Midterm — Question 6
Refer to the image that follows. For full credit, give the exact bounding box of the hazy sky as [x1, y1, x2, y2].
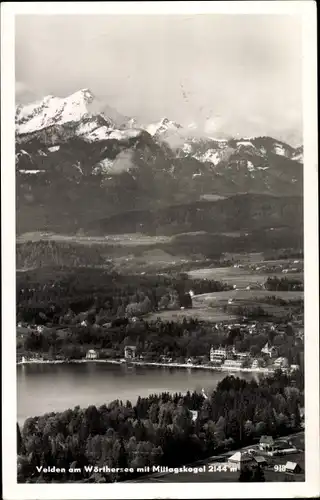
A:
[15, 14, 303, 145]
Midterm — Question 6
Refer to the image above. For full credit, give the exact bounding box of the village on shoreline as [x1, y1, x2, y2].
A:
[17, 356, 273, 373]
[17, 312, 303, 376]
[17, 352, 298, 376]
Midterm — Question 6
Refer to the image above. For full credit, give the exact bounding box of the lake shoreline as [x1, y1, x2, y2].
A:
[16, 357, 274, 374]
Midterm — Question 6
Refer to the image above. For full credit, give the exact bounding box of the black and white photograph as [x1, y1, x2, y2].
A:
[1, 1, 319, 498]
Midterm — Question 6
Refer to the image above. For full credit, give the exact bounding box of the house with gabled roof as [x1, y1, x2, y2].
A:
[285, 461, 302, 474]
[261, 342, 278, 358]
[259, 435, 275, 451]
[253, 455, 268, 467]
[228, 451, 254, 470]
[86, 349, 98, 360]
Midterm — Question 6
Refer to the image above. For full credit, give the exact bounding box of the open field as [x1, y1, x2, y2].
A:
[200, 194, 228, 201]
[144, 287, 303, 323]
[16, 232, 173, 246]
[223, 252, 265, 263]
[188, 266, 303, 288]
[193, 290, 304, 304]
[145, 308, 238, 323]
[193, 290, 303, 319]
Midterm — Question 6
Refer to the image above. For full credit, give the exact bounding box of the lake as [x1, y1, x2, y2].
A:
[17, 363, 259, 425]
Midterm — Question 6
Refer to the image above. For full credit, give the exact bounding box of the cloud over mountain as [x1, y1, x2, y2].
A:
[15, 15, 302, 146]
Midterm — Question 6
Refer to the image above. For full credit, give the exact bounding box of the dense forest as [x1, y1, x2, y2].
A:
[17, 372, 303, 483]
[16, 241, 109, 269]
[263, 250, 304, 261]
[89, 195, 303, 236]
[233, 297, 304, 321]
[16, 268, 232, 325]
[265, 277, 304, 292]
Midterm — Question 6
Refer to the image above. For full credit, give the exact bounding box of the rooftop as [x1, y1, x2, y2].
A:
[229, 451, 253, 463]
[259, 435, 274, 444]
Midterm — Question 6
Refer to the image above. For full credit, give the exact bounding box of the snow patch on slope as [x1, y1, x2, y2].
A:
[273, 144, 286, 156]
[194, 149, 221, 165]
[19, 170, 45, 174]
[237, 141, 255, 148]
[292, 152, 303, 163]
[208, 137, 228, 143]
[182, 143, 192, 155]
[93, 150, 136, 176]
[107, 129, 141, 141]
[76, 120, 103, 137]
[85, 126, 112, 142]
[145, 118, 181, 138]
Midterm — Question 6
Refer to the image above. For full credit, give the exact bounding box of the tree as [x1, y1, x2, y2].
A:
[17, 422, 23, 454]
[168, 290, 180, 310]
[244, 420, 254, 442]
[252, 465, 265, 482]
[250, 345, 261, 356]
[158, 294, 170, 310]
[17, 455, 32, 483]
[238, 465, 253, 482]
[180, 293, 192, 309]
[140, 296, 152, 314]
[113, 438, 128, 471]
[16, 371, 304, 483]
[125, 303, 141, 317]
[148, 403, 159, 424]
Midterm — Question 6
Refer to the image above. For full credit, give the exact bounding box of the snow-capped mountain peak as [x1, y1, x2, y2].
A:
[16, 88, 98, 136]
[145, 117, 182, 137]
[15, 90, 303, 203]
[69, 88, 94, 103]
[15, 90, 148, 146]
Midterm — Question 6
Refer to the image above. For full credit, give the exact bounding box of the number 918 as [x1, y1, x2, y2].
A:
[274, 465, 286, 472]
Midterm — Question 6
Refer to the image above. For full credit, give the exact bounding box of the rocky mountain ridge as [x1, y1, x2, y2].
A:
[15, 89, 303, 235]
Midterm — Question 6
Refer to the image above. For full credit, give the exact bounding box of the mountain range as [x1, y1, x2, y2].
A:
[16, 89, 303, 236]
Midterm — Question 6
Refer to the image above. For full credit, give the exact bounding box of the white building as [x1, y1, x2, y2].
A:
[223, 359, 244, 369]
[86, 349, 98, 360]
[124, 345, 137, 360]
[210, 346, 227, 362]
[189, 410, 198, 422]
[201, 388, 208, 399]
[210, 358, 223, 366]
[252, 358, 266, 369]
[261, 342, 277, 358]
[285, 461, 302, 474]
[228, 451, 254, 470]
[235, 352, 250, 360]
[259, 436, 274, 451]
[274, 357, 289, 369]
[290, 364, 300, 372]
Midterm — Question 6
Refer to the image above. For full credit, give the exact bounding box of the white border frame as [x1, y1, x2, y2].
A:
[1, 2, 319, 499]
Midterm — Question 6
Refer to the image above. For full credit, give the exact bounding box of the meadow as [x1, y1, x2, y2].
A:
[188, 266, 303, 289]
